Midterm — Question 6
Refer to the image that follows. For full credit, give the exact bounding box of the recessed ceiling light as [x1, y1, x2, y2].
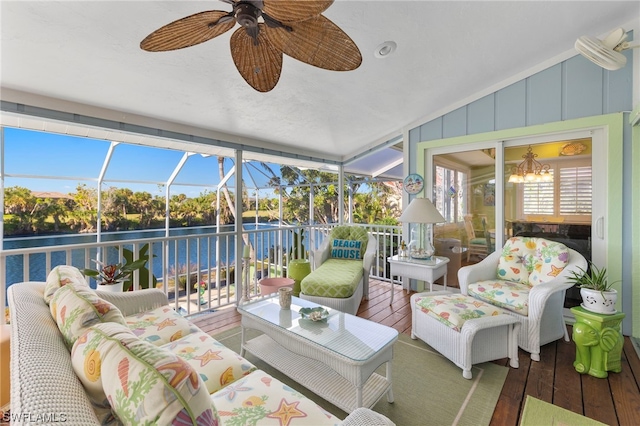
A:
[374, 41, 397, 59]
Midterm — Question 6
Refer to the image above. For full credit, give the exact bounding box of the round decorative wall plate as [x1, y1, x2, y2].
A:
[403, 174, 424, 194]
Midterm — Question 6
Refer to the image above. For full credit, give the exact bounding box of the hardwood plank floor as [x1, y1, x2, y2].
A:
[191, 278, 640, 425]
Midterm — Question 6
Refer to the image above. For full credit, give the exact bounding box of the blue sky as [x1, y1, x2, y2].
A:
[3, 127, 282, 197]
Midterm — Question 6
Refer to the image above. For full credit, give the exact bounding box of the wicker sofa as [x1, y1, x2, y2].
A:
[8, 266, 394, 425]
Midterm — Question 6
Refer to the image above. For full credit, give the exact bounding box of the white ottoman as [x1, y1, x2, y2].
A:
[410, 291, 520, 379]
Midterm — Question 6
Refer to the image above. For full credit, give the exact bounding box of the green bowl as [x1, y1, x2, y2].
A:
[298, 307, 329, 321]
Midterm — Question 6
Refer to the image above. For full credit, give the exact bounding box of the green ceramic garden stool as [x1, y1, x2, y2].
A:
[287, 259, 311, 297]
[571, 306, 625, 378]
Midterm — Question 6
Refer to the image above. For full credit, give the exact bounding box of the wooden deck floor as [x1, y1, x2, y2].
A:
[191, 278, 640, 425]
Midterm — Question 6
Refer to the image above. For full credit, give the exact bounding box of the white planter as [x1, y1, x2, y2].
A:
[97, 281, 124, 293]
[580, 288, 617, 314]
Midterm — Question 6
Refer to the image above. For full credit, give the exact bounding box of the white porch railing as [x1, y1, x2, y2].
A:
[1, 223, 402, 323]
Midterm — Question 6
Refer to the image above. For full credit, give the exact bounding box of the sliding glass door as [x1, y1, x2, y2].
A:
[427, 135, 598, 308]
[431, 148, 496, 287]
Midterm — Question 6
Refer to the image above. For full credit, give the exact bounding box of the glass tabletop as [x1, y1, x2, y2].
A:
[237, 296, 398, 362]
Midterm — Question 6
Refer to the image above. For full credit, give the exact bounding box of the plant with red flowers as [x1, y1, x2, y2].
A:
[82, 258, 148, 285]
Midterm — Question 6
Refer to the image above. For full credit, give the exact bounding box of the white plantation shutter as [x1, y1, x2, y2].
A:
[523, 176, 554, 215]
[560, 166, 592, 215]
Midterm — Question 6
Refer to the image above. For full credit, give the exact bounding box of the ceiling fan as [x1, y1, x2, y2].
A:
[140, 0, 362, 92]
[575, 27, 638, 71]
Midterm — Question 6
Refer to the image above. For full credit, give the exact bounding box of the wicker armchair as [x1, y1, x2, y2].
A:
[300, 226, 377, 314]
[458, 237, 587, 361]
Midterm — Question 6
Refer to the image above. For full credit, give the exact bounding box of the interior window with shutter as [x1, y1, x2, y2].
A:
[560, 166, 592, 215]
[523, 173, 555, 215]
[519, 158, 591, 220]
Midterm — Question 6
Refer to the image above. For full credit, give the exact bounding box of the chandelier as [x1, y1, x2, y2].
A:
[508, 145, 553, 183]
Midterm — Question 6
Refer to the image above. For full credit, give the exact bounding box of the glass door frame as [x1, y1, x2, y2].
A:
[426, 140, 506, 250]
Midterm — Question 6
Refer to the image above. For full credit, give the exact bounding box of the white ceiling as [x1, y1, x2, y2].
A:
[1, 1, 637, 176]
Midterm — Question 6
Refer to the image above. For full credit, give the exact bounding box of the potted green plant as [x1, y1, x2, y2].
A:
[568, 261, 619, 315]
[82, 256, 149, 293]
[122, 244, 156, 291]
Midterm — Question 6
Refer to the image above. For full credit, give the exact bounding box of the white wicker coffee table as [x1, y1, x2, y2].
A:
[237, 296, 398, 413]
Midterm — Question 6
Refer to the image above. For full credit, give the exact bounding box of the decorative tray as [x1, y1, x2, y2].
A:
[298, 307, 329, 322]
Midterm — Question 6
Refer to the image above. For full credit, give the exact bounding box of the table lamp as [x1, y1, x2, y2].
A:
[399, 197, 446, 262]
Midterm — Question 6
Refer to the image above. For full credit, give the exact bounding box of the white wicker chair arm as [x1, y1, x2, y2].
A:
[342, 408, 396, 426]
[458, 251, 501, 294]
[312, 237, 331, 269]
[362, 234, 377, 272]
[96, 288, 169, 317]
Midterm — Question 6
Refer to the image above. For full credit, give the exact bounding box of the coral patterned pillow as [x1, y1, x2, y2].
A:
[44, 265, 88, 304]
[72, 322, 217, 425]
[497, 237, 536, 284]
[50, 282, 126, 348]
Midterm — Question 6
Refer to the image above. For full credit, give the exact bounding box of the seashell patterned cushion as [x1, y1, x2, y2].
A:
[212, 369, 341, 425]
[72, 322, 217, 425]
[463, 279, 532, 316]
[497, 237, 569, 286]
[468, 237, 570, 315]
[44, 264, 89, 304]
[124, 305, 201, 346]
[160, 329, 256, 395]
[50, 281, 126, 348]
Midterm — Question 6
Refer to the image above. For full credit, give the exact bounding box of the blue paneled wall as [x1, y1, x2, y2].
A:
[409, 48, 633, 149]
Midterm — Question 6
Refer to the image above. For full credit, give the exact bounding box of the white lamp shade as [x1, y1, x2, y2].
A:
[399, 197, 446, 224]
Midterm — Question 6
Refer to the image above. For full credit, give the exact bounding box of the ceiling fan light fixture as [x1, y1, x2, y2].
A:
[375, 41, 397, 59]
[140, 0, 362, 92]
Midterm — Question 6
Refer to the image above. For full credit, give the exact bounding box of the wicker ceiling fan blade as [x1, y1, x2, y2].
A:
[141, 11, 236, 52]
[263, 0, 333, 23]
[265, 15, 361, 71]
[230, 25, 283, 92]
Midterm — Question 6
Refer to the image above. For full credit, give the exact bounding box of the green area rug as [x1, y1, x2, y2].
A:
[213, 327, 508, 426]
[520, 396, 607, 426]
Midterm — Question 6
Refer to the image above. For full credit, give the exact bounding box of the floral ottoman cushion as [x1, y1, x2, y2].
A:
[212, 369, 341, 426]
[161, 329, 256, 394]
[415, 293, 505, 332]
[125, 305, 200, 346]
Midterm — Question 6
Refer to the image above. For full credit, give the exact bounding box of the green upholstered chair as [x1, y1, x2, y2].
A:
[300, 226, 377, 315]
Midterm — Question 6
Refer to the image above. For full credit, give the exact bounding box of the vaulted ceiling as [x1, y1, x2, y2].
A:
[1, 1, 637, 179]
